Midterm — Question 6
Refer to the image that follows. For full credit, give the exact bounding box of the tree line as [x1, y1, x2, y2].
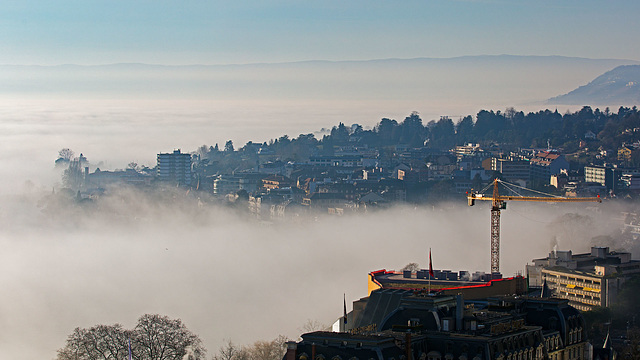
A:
[195, 106, 640, 173]
[57, 106, 640, 177]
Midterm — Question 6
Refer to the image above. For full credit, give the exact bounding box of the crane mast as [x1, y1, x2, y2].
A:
[468, 179, 601, 277]
[491, 182, 502, 275]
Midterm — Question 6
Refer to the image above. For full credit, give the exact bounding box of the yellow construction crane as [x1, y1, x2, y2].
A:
[467, 179, 601, 276]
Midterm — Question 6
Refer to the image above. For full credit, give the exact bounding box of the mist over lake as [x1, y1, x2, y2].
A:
[0, 55, 637, 359]
[0, 186, 625, 360]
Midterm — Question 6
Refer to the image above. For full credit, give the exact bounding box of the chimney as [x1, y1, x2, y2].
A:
[591, 247, 608, 258]
[285, 342, 297, 360]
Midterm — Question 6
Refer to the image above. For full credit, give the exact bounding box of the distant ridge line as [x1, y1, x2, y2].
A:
[1, 55, 638, 68]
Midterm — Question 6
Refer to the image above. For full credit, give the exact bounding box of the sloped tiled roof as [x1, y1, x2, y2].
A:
[530, 151, 561, 166]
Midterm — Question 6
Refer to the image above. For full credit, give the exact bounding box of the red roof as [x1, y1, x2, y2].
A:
[530, 151, 561, 166]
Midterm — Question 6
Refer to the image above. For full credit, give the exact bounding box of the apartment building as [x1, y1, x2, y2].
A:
[157, 149, 192, 186]
[527, 246, 640, 311]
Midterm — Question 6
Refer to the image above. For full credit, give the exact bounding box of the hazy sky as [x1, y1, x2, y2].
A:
[2, 0, 640, 65]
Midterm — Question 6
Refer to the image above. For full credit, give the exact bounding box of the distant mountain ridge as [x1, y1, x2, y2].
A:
[549, 65, 640, 106]
[1, 55, 638, 118]
[2, 54, 639, 69]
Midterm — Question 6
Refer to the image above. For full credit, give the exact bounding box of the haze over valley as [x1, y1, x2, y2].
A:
[2, 55, 640, 360]
[2, 1, 640, 359]
[0, 186, 630, 360]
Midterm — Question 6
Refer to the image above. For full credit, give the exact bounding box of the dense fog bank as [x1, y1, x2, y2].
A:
[0, 186, 633, 359]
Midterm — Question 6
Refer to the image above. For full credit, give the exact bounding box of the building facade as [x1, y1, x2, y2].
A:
[492, 158, 530, 183]
[157, 149, 193, 186]
[529, 151, 569, 183]
[584, 166, 610, 188]
[527, 246, 640, 311]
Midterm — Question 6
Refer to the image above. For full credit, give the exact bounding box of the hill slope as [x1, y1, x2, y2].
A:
[548, 65, 640, 106]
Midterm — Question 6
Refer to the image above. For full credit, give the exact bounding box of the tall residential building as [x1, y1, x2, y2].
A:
[584, 165, 610, 187]
[157, 149, 193, 186]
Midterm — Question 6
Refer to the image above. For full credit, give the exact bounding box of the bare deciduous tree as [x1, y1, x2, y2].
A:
[213, 339, 249, 360]
[401, 262, 420, 272]
[299, 319, 328, 333]
[57, 327, 89, 360]
[58, 148, 75, 161]
[57, 325, 130, 360]
[213, 335, 289, 360]
[56, 314, 205, 360]
[245, 336, 289, 360]
[134, 314, 205, 360]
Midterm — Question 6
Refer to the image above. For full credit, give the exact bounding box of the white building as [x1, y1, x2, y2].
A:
[157, 149, 193, 186]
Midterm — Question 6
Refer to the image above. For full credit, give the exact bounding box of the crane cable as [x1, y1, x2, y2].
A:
[476, 181, 494, 195]
[497, 179, 564, 198]
[500, 181, 525, 197]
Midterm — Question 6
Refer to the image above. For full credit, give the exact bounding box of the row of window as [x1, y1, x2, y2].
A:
[547, 274, 600, 286]
[558, 290, 601, 302]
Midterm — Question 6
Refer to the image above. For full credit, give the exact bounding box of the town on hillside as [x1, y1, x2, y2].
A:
[54, 106, 640, 219]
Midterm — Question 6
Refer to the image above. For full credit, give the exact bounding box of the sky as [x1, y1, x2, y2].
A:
[2, 0, 640, 65]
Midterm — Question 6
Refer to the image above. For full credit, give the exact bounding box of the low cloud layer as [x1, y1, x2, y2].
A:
[0, 186, 632, 360]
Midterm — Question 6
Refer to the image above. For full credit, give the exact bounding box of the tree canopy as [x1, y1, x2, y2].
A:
[57, 314, 205, 360]
[191, 106, 640, 175]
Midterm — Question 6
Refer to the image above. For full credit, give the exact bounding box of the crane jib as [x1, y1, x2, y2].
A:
[466, 179, 601, 275]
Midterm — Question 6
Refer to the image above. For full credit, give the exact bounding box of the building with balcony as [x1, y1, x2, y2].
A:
[527, 246, 640, 311]
[157, 149, 192, 186]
